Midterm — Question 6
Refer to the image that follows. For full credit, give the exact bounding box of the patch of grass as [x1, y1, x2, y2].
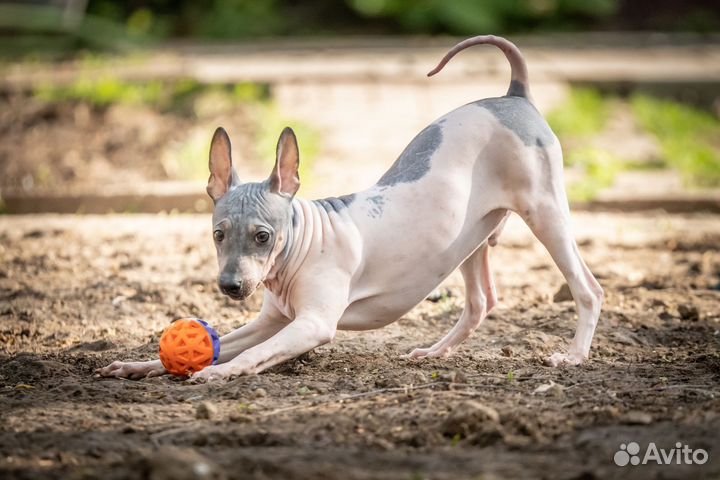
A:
[622, 158, 667, 171]
[566, 147, 624, 202]
[34, 77, 267, 113]
[549, 87, 621, 201]
[35, 77, 185, 109]
[233, 82, 270, 103]
[631, 95, 720, 187]
[547, 88, 609, 138]
[163, 128, 213, 181]
[553, 88, 720, 198]
[297, 386, 312, 395]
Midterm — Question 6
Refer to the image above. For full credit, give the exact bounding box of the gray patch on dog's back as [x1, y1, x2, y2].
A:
[506, 80, 527, 98]
[377, 124, 443, 187]
[314, 194, 356, 213]
[365, 195, 385, 218]
[475, 97, 555, 148]
[339, 193, 356, 206]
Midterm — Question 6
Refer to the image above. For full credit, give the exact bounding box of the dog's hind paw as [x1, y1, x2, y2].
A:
[401, 348, 430, 360]
[402, 346, 452, 360]
[545, 351, 586, 367]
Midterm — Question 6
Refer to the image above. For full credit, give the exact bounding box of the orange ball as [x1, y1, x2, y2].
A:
[159, 318, 220, 377]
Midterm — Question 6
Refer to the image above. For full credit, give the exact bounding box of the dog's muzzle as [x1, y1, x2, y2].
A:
[218, 275, 255, 300]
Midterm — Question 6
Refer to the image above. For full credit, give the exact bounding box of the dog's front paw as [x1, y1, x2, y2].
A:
[545, 351, 586, 367]
[95, 360, 166, 380]
[190, 364, 245, 382]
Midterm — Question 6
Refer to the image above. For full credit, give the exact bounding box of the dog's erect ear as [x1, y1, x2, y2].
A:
[207, 127, 238, 203]
[269, 127, 300, 198]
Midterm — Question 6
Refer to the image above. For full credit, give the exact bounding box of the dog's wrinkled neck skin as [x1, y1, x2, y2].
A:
[263, 199, 297, 294]
[262, 199, 315, 315]
[262, 197, 359, 318]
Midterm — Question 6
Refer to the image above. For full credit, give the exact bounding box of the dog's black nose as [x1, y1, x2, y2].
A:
[219, 276, 243, 298]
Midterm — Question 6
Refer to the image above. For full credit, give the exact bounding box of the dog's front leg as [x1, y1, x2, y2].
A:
[97, 295, 286, 379]
[214, 295, 288, 363]
[192, 272, 353, 382]
[95, 315, 279, 380]
[96, 359, 166, 380]
[191, 308, 341, 382]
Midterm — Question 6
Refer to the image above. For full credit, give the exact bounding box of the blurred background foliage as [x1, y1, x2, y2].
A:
[1, 0, 719, 59]
[78, 0, 720, 38]
[345, 0, 618, 35]
[546, 88, 720, 198]
[1, 0, 718, 204]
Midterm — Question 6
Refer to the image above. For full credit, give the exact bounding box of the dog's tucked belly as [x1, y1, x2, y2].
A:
[336, 207, 507, 331]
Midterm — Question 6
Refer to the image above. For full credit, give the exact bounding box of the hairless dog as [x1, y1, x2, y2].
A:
[99, 35, 604, 381]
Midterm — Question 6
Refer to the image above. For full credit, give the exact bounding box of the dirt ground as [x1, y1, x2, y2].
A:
[1, 212, 719, 480]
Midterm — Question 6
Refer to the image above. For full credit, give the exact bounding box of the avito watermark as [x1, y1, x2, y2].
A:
[614, 441, 709, 467]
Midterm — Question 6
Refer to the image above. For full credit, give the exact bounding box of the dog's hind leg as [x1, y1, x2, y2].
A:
[405, 242, 495, 359]
[522, 194, 603, 366]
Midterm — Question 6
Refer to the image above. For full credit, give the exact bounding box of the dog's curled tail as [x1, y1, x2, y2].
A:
[428, 35, 531, 101]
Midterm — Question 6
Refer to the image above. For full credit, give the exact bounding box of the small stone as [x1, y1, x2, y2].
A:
[228, 412, 252, 423]
[442, 400, 500, 437]
[195, 401, 218, 420]
[623, 411, 652, 425]
[532, 380, 565, 398]
[650, 298, 667, 308]
[440, 370, 467, 385]
[111, 295, 126, 307]
[145, 447, 224, 480]
[426, 287, 454, 303]
[677, 304, 700, 321]
[405, 371, 428, 385]
[253, 388, 267, 398]
[546, 383, 565, 398]
[594, 405, 620, 421]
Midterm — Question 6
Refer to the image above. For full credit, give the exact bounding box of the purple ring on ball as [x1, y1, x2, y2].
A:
[194, 318, 221, 365]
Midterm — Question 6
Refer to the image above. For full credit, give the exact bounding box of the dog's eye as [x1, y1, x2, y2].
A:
[213, 230, 225, 242]
[255, 231, 270, 244]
